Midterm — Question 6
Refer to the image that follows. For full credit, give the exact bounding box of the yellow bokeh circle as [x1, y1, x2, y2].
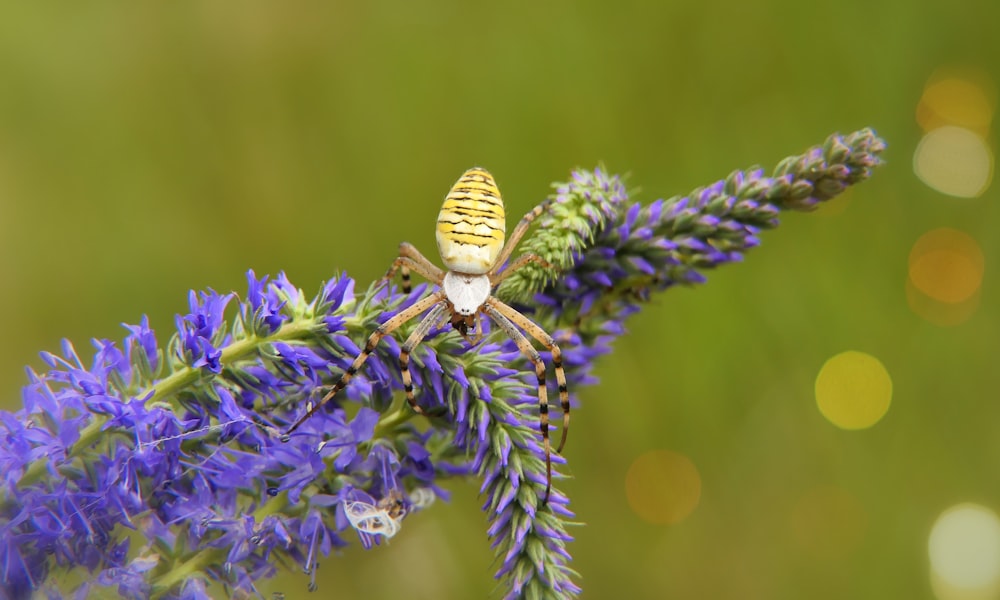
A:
[624, 449, 701, 525]
[815, 351, 892, 430]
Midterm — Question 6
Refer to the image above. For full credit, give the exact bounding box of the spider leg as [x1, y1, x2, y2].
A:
[283, 291, 445, 437]
[489, 198, 553, 275]
[398, 303, 448, 414]
[481, 301, 556, 504]
[490, 253, 556, 286]
[381, 242, 445, 293]
[487, 298, 569, 455]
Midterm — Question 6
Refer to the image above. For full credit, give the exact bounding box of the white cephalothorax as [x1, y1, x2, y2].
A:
[285, 168, 571, 504]
[442, 272, 490, 316]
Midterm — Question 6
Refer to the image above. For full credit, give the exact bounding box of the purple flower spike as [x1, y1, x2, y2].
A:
[0, 128, 885, 599]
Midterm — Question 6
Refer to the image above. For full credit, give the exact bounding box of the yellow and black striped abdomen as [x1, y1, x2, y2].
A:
[435, 168, 506, 274]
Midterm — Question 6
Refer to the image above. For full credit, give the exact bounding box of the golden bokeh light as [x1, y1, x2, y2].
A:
[624, 449, 702, 525]
[789, 485, 867, 560]
[929, 503, 1000, 598]
[906, 278, 980, 327]
[908, 228, 985, 305]
[913, 126, 994, 198]
[916, 69, 996, 135]
[815, 351, 892, 430]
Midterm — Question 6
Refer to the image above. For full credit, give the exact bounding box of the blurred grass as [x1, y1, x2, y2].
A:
[0, 1, 997, 598]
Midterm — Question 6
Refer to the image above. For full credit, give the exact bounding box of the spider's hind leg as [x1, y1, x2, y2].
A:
[490, 253, 556, 287]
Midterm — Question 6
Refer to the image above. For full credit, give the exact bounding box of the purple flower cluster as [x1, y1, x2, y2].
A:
[1, 274, 457, 598]
[0, 128, 885, 599]
[0, 267, 578, 599]
[511, 129, 887, 342]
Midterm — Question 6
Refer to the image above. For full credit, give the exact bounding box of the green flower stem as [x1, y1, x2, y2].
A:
[253, 489, 290, 522]
[372, 399, 419, 439]
[151, 543, 222, 599]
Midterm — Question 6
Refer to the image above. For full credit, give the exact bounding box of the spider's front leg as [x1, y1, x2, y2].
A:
[398, 303, 450, 415]
[481, 301, 560, 504]
[485, 296, 571, 505]
[488, 197, 554, 272]
[282, 291, 445, 437]
[380, 242, 445, 293]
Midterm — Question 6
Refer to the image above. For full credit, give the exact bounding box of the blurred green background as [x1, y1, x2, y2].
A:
[1, 1, 997, 598]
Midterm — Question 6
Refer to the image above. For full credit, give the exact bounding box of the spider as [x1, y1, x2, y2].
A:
[284, 168, 570, 503]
